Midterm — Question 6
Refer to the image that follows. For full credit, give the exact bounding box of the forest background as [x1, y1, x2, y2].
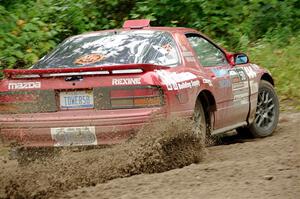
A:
[0, 0, 299, 107]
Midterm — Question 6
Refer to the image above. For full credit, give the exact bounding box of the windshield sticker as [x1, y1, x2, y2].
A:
[161, 43, 173, 53]
[112, 78, 141, 85]
[74, 54, 105, 65]
[156, 70, 199, 90]
[8, 82, 41, 90]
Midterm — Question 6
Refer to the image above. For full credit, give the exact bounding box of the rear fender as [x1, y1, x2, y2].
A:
[195, 89, 217, 130]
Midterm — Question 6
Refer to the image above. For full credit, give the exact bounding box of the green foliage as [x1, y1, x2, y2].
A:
[130, 0, 299, 49]
[0, 0, 299, 69]
[0, 0, 136, 70]
[247, 33, 300, 107]
[0, 0, 299, 102]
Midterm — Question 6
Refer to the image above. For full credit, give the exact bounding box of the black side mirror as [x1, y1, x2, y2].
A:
[234, 53, 249, 65]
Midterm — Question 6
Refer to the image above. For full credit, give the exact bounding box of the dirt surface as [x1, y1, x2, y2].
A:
[0, 112, 299, 199]
[65, 111, 300, 199]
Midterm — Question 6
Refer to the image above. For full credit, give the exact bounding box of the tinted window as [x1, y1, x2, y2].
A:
[33, 30, 179, 69]
[187, 36, 228, 67]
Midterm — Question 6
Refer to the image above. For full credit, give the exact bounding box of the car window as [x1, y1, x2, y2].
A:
[186, 35, 228, 67]
[33, 30, 180, 69]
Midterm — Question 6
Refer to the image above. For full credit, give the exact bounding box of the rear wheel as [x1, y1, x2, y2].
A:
[193, 100, 214, 145]
[239, 80, 279, 137]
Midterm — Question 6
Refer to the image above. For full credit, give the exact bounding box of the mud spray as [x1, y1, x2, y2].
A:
[0, 118, 205, 199]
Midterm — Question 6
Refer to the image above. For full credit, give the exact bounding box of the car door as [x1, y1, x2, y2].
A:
[186, 34, 250, 131]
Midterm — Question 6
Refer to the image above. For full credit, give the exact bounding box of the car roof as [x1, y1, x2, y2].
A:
[68, 19, 204, 41]
[76, 26, 199, 38]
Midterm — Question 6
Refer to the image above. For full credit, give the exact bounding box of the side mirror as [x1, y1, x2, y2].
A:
[234, 53, 249, 65]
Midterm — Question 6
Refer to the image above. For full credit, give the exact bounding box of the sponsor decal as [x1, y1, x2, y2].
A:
[177, 80, 200, 89]
[181, 46, 188, 52]
[233, 85, 249, 99]
[250, 80, 259, 94]
[182, 51, 193, 57]
[203, 79, 213, 87]
[229, 68, 249, 104]
[250, 63, 260, 70]
[211, 68, 228, 77]
[112, 78, 141, 85]
[229, 68, 247, 82]
[243, 65, 257, 79]
[218, 79, 231, 88]
[185, 56, 196, 62]
[232, 81, 248, 90]
[156, 70, 200, 90]
[209, 67, 251, 104]
[8, 82, 41, 90]
[182, 51, 196, 62]
[232, 86, 249, 105]
[235, 98, 249, 105]
[51, 126, 97, 147]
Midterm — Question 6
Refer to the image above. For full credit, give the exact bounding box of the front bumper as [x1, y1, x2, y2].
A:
[0, 108, 165, 147]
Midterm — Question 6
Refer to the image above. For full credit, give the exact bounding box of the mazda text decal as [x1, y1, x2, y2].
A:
[8, 82, 41, 90]
[112, 78, 141, 85]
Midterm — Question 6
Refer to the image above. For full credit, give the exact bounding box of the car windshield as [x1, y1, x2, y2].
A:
[33, 30, 180, 69]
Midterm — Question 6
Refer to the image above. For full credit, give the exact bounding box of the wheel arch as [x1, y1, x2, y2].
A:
[261, 73, 274, 86]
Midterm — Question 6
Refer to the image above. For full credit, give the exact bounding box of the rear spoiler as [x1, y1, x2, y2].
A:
[3, 64, 170, 78]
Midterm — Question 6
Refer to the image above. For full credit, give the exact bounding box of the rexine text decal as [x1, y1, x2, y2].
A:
[112, 78, 141, 85]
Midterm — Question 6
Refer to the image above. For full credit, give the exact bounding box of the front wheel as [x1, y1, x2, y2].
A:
[247, 80, 279, 137]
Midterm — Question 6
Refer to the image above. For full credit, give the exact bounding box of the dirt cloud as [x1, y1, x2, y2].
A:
[0, 117, 205, 199]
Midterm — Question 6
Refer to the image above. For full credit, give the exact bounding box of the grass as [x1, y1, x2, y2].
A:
[246, 34, 300, 110]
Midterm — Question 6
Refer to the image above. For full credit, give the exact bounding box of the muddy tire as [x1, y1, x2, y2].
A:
[193, 100, 214, 145]
[240, 80, 279, 138]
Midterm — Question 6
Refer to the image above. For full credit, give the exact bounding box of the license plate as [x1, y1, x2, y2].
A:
[60, 90, 94, 109]
[51, 126, 97, 146]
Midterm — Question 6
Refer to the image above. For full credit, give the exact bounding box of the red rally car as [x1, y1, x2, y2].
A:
[0, 19, 279, 148]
